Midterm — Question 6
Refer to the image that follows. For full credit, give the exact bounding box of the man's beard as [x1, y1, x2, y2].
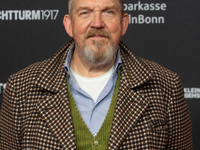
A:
[76, 29, 118, 66]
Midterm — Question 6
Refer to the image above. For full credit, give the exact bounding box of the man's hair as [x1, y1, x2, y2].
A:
[68, 0, 124, 17]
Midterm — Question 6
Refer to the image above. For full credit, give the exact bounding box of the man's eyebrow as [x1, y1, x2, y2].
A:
[76, 6, 92, 12]
[103, 5, 119, 10]
[76, 5, 118, 12]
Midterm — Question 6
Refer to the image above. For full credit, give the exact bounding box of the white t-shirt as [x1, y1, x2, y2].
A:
[70, 66, 114, 103]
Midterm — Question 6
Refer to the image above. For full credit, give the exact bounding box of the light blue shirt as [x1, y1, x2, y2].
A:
[64, 44, 122, 136]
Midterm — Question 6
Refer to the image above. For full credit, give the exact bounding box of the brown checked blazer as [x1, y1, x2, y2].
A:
[0, 39, 193, 149]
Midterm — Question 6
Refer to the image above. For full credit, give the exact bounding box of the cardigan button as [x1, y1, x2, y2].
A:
[94, 140, 99, 146]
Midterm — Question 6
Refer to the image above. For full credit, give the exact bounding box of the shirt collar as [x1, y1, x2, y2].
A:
[64, 43, 122, 76]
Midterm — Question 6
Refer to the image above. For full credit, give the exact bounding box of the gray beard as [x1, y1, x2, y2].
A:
[78, 40, 117, 66]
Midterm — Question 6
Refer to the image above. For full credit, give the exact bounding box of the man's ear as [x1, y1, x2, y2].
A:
[122, 13, 129, 36]
[63, 14, 73, 37]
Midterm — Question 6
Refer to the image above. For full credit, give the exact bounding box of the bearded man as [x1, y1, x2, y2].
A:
[0, 0, 193, 149]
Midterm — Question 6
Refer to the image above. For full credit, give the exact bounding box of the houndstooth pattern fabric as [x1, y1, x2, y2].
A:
[0, 39, 192, 149]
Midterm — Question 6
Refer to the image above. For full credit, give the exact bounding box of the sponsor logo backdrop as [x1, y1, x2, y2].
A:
[0, 0, 199, 148]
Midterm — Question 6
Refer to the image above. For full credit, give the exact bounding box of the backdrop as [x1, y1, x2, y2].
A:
[0, 0, 199, 149]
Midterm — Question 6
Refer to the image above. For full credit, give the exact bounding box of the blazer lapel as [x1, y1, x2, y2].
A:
[35, 40, 77, 149]
[108, 42, 154, 149]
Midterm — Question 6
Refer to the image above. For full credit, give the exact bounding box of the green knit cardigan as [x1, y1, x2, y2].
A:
[67, 69, 121, 150]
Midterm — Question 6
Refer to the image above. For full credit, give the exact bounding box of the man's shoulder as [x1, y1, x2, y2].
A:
[8, 58, 51, 85]
[9, 39, 74, 82]
[137, 57, 181, 87]
[139, 57, 176, 76]
[119, 42, 178, 81]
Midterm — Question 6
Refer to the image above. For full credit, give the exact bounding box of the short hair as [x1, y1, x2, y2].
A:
[68, 0, 124, 17]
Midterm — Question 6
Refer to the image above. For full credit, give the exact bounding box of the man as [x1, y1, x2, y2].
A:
[0, 0, 193, 149]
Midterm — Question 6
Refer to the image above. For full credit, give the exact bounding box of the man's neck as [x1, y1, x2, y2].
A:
[70, 49, 116, 78]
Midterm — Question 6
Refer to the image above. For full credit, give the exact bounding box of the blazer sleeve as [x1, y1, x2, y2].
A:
[0, 75, 22, 149]
[167, 74, 193, 149]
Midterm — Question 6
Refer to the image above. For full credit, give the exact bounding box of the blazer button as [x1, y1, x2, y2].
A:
[94, 140, 98, 146]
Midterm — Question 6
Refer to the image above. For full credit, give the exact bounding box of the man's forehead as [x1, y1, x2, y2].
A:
[73, 0, 120, 9]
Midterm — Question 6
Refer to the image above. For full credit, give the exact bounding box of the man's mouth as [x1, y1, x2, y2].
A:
[85, 29, 111, 39]
[88, 34, 107, 38]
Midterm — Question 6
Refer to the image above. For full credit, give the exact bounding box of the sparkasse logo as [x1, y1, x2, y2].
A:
[124, 1, 167, 24]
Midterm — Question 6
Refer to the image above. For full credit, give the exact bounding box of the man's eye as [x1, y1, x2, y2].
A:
[79, 11, 91, 18]
[81, 12, 88, 15]
[106, 10, 112, 14]
[102, 10, 116, 17]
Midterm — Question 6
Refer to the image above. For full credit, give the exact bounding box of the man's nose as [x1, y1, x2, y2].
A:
[90, 12, 104, 28]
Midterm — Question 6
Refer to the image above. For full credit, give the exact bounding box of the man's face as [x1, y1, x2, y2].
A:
[64, 0, 128, 65]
